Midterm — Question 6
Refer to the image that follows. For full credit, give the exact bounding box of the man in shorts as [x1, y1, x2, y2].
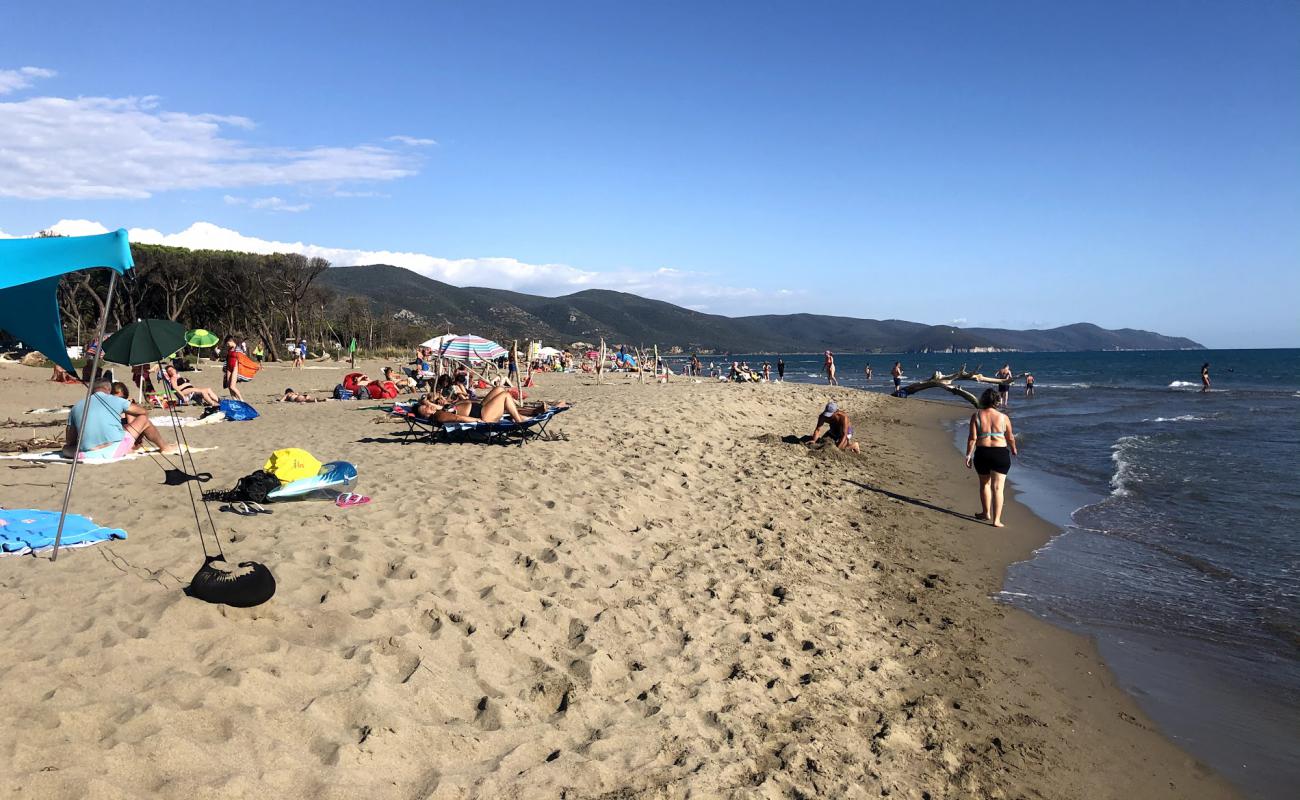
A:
[810, 401, 861, 453]
[62, 378, 176, 461]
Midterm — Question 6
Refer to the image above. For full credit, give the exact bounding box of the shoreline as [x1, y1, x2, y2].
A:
[886, 396, 1238, 798]
[0, 363, 1238, 797]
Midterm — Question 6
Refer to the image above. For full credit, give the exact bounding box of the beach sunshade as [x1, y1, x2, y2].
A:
[185, 328, 219, 348]
[439, 335, 507, 362]
[0, 230, 134, 560]
[101, 319, 186, 366]
[0, 229, 133, 374]
[420, 333, 460, 350]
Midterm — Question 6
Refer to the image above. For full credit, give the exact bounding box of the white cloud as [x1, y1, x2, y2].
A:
[0, 91, 420, 199]
[950, 317, 967, 325]
[223, 195, 311, 213]
[13, 219, 799, 314]
[0, 66, 54, 95]
[387, 135, 437, 146]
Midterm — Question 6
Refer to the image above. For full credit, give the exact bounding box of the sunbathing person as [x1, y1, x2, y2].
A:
[163, 364, 220, 407]
[415, 387, 561, 424]
[62, 378, 177, 460]
[280, 388, 324, 403]
[383, 367, 418, 392]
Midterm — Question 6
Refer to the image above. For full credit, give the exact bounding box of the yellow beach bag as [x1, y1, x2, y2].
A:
[263, 448, 322, 483]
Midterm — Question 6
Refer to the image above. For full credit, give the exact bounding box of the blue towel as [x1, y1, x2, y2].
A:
[0, 509, 127, 553]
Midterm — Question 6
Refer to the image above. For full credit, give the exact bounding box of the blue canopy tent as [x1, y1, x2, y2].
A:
[0, 230, 133, 559]
[0, 230, 133, 373]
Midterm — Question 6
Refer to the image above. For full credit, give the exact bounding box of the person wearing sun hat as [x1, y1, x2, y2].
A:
[810, 400, 860, 453]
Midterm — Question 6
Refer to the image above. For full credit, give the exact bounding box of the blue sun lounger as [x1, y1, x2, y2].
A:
[390, 404, 568, 446]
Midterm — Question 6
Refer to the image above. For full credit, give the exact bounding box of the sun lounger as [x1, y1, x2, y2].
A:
[389, 403, 568, 446]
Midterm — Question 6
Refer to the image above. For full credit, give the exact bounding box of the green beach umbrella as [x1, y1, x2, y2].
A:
[101, 319, 187, 366]
[185, 328, 219, 348]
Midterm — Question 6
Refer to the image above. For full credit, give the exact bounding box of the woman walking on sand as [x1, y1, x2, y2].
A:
[965, 388, 1018, 527]
[824, 351, 838, 385]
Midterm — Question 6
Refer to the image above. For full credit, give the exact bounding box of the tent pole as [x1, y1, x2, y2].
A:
[52, 271, 118, 562]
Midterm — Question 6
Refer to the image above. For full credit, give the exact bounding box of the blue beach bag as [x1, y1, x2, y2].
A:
[218, 399, 260, 421]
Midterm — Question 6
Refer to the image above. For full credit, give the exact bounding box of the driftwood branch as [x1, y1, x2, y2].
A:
[897, 364, 1026, 407]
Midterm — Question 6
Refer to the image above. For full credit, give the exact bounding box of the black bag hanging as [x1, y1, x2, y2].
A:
[187, 556, 277, 608]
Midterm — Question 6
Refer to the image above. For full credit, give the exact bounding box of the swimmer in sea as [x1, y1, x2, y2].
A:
[995, 363, 1013, 408]
[1024, 372, 1035, 399]
[1201, 363, 1210, 392]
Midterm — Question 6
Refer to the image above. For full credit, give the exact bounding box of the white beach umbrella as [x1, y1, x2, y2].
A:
[420, 333, 460, 350]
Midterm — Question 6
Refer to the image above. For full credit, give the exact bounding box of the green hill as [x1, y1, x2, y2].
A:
[315, 265, 1204, 352]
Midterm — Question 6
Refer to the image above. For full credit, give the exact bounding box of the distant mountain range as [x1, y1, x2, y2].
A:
[316, 264, 1204, 353]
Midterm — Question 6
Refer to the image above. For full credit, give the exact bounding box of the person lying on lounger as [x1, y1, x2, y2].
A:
[162, 364, 221, 408]
[63, 378, 177, 460]
[416, 386, 563, 424]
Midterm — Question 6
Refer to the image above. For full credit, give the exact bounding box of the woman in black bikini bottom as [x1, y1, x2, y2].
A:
[965, 388, 1018, 527]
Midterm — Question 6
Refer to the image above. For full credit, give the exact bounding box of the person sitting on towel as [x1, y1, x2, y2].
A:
[162, 364, 220, 408]
[62, 378, 177, 460]
[810, 401, 861, 454]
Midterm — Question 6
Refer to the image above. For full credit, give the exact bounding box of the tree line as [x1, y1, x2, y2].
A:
[49, 239, 423, 361]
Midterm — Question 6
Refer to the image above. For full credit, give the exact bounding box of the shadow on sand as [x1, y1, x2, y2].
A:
[843, 478, 976, 523]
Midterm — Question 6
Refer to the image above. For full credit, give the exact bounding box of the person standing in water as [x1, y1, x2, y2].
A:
[1201, 363, 1211, 392]
[995, 363, 1013, 408]
[824, 351, 838, 385]
[891, 361, 903, 394]
[776, 357, 785, 381]
[965, 388, 1018, 527]
[1024, 372, 1035, 398]
[864, 363, 873, 381]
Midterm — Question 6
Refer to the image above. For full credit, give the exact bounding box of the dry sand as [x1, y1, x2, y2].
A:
[0, 359, 1239, 798]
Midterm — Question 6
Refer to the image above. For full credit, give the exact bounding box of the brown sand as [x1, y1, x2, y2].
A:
[0, 360, 1238, 798]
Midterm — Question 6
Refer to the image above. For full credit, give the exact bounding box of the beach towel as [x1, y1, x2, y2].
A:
[0, 444, 217, 464]
[234, 351, 261, 381]
[0, 509, 126, 554]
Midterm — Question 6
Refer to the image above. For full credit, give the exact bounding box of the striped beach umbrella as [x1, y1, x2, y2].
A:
[439, 335, 507, 362]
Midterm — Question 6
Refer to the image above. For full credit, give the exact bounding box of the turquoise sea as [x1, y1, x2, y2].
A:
[682, 349, 1299, 799]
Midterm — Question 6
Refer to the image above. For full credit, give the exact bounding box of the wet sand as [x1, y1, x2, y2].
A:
[0, 360, 1238, 798]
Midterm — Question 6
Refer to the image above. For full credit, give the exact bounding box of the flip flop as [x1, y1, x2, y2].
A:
[335, 492, 371, 508]
[221, 502, 257, 516]
[246, 502, 272, 515]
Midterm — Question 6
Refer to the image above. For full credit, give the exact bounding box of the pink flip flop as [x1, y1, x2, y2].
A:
[335, 492, 371, 508]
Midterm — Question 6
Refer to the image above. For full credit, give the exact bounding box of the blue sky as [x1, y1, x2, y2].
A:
[2, 0, 1297, 347]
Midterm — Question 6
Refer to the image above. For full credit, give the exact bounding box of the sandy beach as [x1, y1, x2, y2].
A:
[0, 359, 1238, 799]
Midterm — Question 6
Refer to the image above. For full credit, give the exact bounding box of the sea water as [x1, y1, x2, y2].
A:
[699, 349, 1299, 799]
